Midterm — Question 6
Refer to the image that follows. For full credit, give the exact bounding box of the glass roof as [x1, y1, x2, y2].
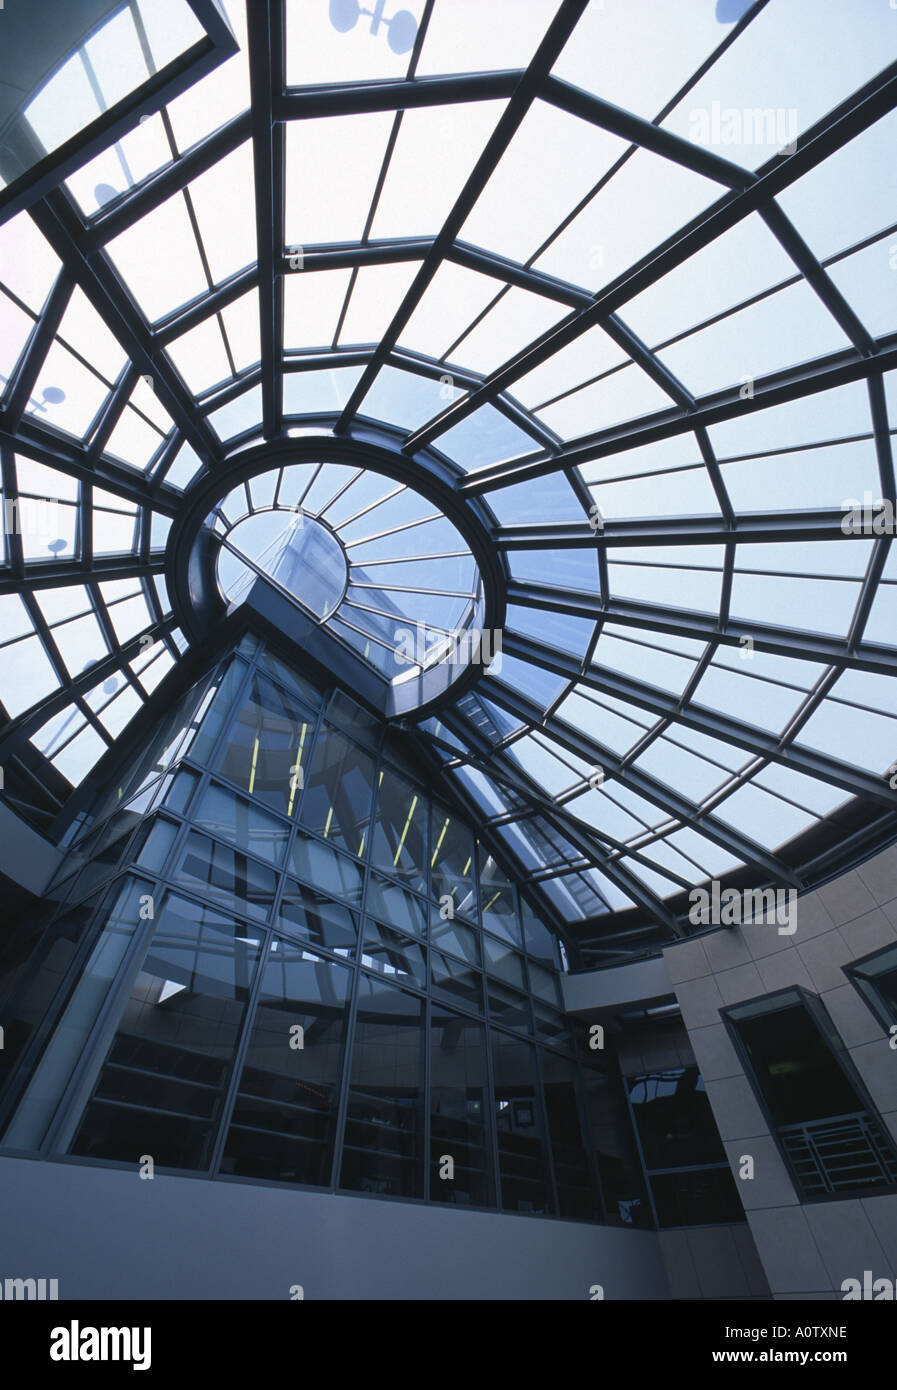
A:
[1, 0, 897, 965]
[212, 462, 482, 677]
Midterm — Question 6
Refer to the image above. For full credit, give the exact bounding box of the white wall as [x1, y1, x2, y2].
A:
[0, 1154, 671, 1301]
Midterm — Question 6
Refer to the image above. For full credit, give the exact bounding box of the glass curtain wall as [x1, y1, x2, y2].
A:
[0, 633, 620, 1222]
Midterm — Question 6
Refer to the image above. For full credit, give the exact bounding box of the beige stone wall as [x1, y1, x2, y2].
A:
[664, 844, 897, 1299]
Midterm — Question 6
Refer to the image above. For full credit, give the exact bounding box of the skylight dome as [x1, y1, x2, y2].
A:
[210, 460, 484, 679]
[1, 0, 896, 967]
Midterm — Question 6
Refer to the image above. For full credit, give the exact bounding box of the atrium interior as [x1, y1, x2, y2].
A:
[0, 0, 896, 1302]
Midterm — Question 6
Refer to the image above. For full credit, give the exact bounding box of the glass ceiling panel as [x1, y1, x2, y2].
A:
[535, 147, 719, 293]
[186, 141, 257, 284]
[622, 213, 796, 348]
[338, 262, 420, 346]
[777, 108, 897, 261]
[588, 467, 720, 520]
[654, 281, 850, 398]
[370, 101, 506, 241]
[536, 363, 673, 441]
[165, 0, 249, 153]
[65, 113, 173, 219]
[416, 0, 558, 76]
[106, 192, 209, 322]
[448, 287, 569, 378]
[510, 323, 628, 411]
[286, 0, 425, 85]
[720, 439, 881, 514]
[284, 114, 394, 247]
[608, 547, 724, 614]
[591, 632, 698, 699]
[552, 0, 737, 120]
[460, 101, 625, 267]
[436, 405, 538, 472]
[0, 213, 61, 312]
[400, 262, 508, 362]
[284, 269, 353, 351]
[661, 0, 897, 171]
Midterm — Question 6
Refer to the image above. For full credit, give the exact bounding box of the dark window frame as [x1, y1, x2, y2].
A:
[721, 985, 897, 1204]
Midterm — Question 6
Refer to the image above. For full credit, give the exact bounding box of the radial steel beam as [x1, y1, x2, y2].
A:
[478, 670, 799, 884]
[505, 582, 897, 678]
[333, 0, 591, 434]
[501, 629, 897, 807]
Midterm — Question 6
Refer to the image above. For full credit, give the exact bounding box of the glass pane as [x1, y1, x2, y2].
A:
[174, 830, 277, 923]
[628, 1068, 728, 1170]
[193, 781, 289, 866]
[213, 670, 315, 817]
[369, 767, 426, 892]
[430, 800, 476, 921]
[361, 919, 426, 991]
[491, 1033, 550, 1215]
[478, 845, 521, 945]
[70, 893, 263, 1171]
[542, 1051, 599, 1220]
[340, 976, 424, 1199]
[299, 726, 375, 857]
[220, 942, 352, 1186]
[430, 1004, 492, 1207]
[275, 879, 358, 960]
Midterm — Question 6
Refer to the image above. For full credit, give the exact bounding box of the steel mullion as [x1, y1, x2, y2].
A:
[432, 60, 897, 455]
[84, 113, 253, 253]
[501, 631, 897, 808]
[0, 619, 176, 758]
[0, 556, 165, 596]
[333, 0, 591, 434]
[0, 422, 177, 517]
[492, 508, 869, 549]
[504, 583, 897, 677]
[3, 271, 74, 426]
[29, 192, 222, 469]
[277, 70, 522, 119]
[246, 0, 284, 440]
[760, 201, 875, 354]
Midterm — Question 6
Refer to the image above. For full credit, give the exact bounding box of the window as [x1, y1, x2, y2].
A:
[725, 989, 897, 1199]
[340, 976, 425, 1199]
[628, 1066, 743, 1227]
[70, 893, 263, 1171]
[220, 941, 352, 1186]
[847, 944, 897, 1034]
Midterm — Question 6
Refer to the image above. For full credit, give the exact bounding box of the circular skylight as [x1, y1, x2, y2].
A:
[207, 461, 484, 681]
[219, 510, 349, 619]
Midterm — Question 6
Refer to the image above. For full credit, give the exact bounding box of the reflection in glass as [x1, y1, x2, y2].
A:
[430, 1004, 491, 1206]
[70, 893, 263, 1170]
[431, 950, 482, 1011]
[430, 800, 476, 920]
[340, 975, 424, 1198]
[478, 845, 520, 945]
[542, 1051, 599, 1220]
[276, 879, 358, 958]
[361, 920, 426, 990]
[299, 725, 375, 856]
[214, 671, 315, 817]
[370, 767, 427, 892]
[491, 1033, 550, 1214]
[220, 940, 351, 1185]
[193, 781, 289, 866]
[175, 829, 277, 923]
